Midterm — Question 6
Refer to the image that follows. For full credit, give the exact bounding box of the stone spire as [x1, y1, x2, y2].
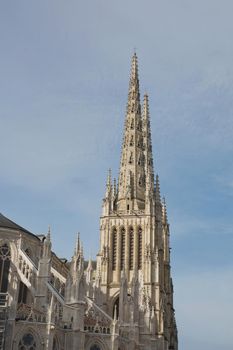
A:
[143, 93, 155, 194]
[47, 225, 51, 242]
[105, 168, 112, 199]
[75, 232, 81, 255]
[117, 53, 145, 211]
[43, 225, 51, 258]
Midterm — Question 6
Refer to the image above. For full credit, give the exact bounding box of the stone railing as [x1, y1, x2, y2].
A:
[110, 209, 145, 216]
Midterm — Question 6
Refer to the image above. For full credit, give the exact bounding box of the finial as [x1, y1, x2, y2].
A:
[129, 51, 139, 87]
[108, 168, 112, 184]
[43, 225, 51, 255]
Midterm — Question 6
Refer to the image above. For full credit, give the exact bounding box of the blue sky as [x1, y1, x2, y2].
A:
[1, 1, 233, 349]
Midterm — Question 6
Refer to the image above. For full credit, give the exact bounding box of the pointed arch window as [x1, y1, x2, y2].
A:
[130, 119, 134, 129]
[138, 227, 142, 270]
[120, 227, 125, 271]
[129, 135, 134, 146]
[0, 243, 11, 293]
[129, 152, 133, 164]
[18, 333, 37, 350]
[138, 175, 143, 187]
[129, 227, 134, 270]
[113, 296, 119, 319]
[138, 154, 142, 165]
[112, 228, 117, 271]
[137, 120, 142, 131]
[137, 136, 143, 147]
[18, 281, 28, 304]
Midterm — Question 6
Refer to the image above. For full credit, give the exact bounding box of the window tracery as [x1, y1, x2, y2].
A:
[0, 243, 11, 293]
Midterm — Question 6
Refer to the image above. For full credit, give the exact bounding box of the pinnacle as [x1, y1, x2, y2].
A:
[162, 197, 168, 224]
[105, 168, 112, 199]
[47, 225, 51, 241]
[87, 256, 93, 270]
[113, 178, 117, 196]
[127, 53, 140, 114]
[130, 52, 139, 82]
[75, 232, 81, 255]
[107, 168, 112, 185]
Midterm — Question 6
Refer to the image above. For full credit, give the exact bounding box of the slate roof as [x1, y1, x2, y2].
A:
[0, 213, 39, 240]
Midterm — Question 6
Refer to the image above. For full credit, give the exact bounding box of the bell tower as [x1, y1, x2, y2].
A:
[97, 54, 178, 350]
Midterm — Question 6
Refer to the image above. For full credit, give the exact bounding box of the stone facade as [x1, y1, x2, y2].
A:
[0, 54, 178, 350]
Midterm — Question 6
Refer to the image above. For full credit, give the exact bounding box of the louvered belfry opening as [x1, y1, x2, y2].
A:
[129, 227, 134, 270]
[138, 227, 142, 270]
[120, 227, 125, 271]
[112, 228, 117, 271]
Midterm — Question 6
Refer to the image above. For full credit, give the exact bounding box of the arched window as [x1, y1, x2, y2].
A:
[112, 228, 117, 271]
[137, 120, 142, 131]
[129, 227, 134, 270]
[129, 135, 134, 146]
[18, 333, 37, 350]
[0, 243, 11, 293]
[130, 118, 134, 129]
[113, 296, 119, 319]
[18, 281, 28, 304]
[138, 227, 142, 270]
[120, 228, 125, 271]
[129, 152, 133, 164]
[138, 154, 141, 165]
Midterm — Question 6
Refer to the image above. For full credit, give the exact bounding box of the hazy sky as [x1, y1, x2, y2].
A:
[1, 1, 233, 349]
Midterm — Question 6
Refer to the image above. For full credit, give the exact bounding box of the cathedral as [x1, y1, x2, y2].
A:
[0, 54, 178, 350]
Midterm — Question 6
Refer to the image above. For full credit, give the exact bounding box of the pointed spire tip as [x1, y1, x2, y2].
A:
[47, 225, 51, 240]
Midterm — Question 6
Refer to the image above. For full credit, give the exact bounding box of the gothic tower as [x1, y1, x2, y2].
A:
[98, 53, 178, 350]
